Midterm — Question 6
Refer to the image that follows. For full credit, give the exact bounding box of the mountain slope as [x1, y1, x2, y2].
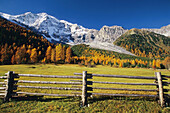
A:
[1, 12, 170, 43]
[0, 12, 93, 43]
[0, 16, 135, 65]
[0, 12, 127, 44]
[142, 25, 170, 37]
[0, 12, 133, 55]
[114, 28, 170, 58]
[72, 44, 149, 60]
[0, 12, 169, 57]
[0, 16, 54, 64]
[0, 12, 129, 44]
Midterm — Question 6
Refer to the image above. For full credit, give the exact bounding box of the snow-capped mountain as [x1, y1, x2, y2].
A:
[142, 25, 170, 37]
[0, 12, 135, 55]
[2, 12, 169, 56]
[0, 12, 129, 44]
[0, 12, 90, 43]
[1, 12, 169, 44]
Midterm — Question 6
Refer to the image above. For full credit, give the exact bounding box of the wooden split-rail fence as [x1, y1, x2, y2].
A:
[0, 71, 169, 107]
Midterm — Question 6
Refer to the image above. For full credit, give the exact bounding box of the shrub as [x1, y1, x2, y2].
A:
[131, 65, 136, 68]
[160, 64, 165, 69]
[163, 57, 170, 70]
[123, 62, 131, 68]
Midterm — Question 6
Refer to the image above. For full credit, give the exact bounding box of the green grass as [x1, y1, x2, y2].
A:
[0, 64, 170, 113]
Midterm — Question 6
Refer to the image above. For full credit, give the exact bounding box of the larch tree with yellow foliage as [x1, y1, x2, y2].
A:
[152, 59, 156, 69]
[11, 55, 15, 64]
[156, 59, 161, 68]
[85, 60, 88, 66]
[55, 44, 62, 62]
[51, 49, 55, 62]
[113, 58, 117, 66]
[46, 46, 52, 62]
[61, 46, 66, 60]
[20, 44, 27, 63]
[15, 47, 22, 64]
[131, 60, 136, 65]
[119, 61, 123, 68]
[65, 46, 72, 63]
[30, 48, 38, 63]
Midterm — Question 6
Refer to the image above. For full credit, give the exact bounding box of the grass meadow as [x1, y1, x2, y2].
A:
[0, 64, 170, 113]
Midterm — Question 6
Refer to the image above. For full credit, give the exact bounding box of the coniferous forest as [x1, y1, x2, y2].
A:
[0, 16, 169, 69]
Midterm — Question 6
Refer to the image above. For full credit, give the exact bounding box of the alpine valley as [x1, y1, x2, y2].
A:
[0, 12, 169, 56]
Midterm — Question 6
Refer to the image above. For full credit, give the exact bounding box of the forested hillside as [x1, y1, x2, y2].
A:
[0, 16, 56, 64]
[114, 28, 170, 58]
[72, 44, 151, 60]
[0, 17, 168, 69]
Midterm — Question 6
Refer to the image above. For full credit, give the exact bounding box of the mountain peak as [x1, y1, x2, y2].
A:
[126, 28, 147, 35]
[0, 12, 169, 56]
[0, 12, 11, 19]
[37, 12, 48, 16]
[110, 25, 124, 29]
[142, 24, 170, 37]
[102, 25, 125, 29]
[24, 12, 32, 15]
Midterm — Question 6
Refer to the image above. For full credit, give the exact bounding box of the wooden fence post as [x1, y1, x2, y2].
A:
[4, 71, 14, 102]
[82, 71, 87, 106]
[155, 72, 164, 107]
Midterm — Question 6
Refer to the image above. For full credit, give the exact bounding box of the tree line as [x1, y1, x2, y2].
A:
[0, 16, 169, 69]
[114, 32, 170, 59]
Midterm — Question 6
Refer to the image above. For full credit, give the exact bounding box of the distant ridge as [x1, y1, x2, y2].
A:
[0, 12, 169, 56]
[114, 28, 170, 58]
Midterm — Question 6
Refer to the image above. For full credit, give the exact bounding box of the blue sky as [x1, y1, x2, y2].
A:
[0, 0, 170, 30]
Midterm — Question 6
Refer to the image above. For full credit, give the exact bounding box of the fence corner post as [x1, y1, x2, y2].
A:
[4, 71, 14, 102]
[155, 72, 165, 107]
[82, 71, 87, 106]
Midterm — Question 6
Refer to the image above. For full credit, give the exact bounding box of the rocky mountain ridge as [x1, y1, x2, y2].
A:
[0, 12, 130, 44]
[142, 25, 170, 37]
[0, 12, 169, 56]
[0, 12, 133, 55]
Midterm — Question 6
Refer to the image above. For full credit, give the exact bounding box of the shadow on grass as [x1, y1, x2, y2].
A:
[88, 95, 157, 103]
[88, 95, 170, 107]
[10, 96, 80, 102]
[1, 95, 169, 107]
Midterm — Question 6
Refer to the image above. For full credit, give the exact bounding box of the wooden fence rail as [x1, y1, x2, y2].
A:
[0, 76, 8, 79]
[0, 71, 169, 107]
[16, 85, 82, 91]
[0, 87, 6, 90]
[15, 92, 80, 97]
[74, 71, 169, 107]
[0, 71, 85, 102]
[17, 74, 82, 79]
[14, 80, 82, 85]
[92, 87, 157, 91]
[92, 81, 156, 85]
[91, 93, 158, 97]
[74, 73, 156, 79]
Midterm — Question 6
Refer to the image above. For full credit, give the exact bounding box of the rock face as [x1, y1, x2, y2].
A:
[94, 25, 128, 43]
[71, 29, 98, 44]
[0, 12, 89, 43]
[142, 25, 170, 37]
[0, 12, 169, 44]
[0, 12, 127, 45]
[1, 12, 169, 56]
